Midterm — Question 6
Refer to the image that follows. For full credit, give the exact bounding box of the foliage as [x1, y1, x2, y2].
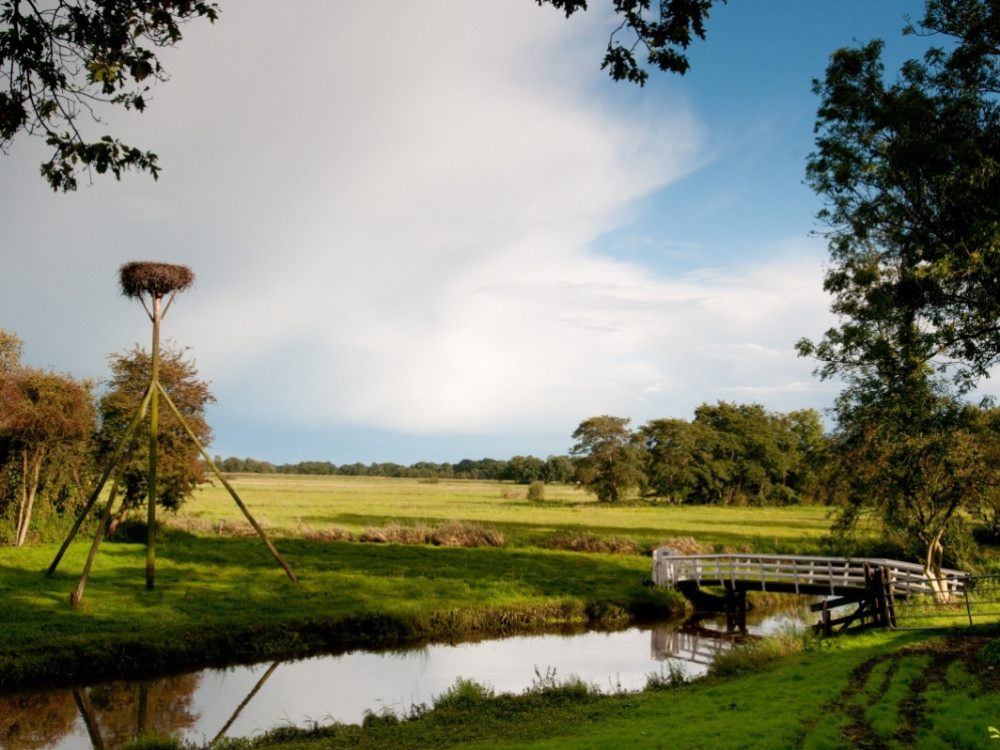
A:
[802, 0, 1000, 392]
[0, 328, 23, 373]
[527, 480, 546, 502]
[0, 368, 95, 546]
[822, 378, 996, 577]
[537, 0, 721, 84]
[214, 454, 578, 483]
[570, 415, 645, 502]
[800, 0, 1000, 578]
[504, 455, 545, 484]
[630, 403, 826, 506]
[97, 342, 214, 520]
[0, 0, 218, 191]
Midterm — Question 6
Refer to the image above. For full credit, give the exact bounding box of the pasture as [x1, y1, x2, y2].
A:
[179, 474, 835, 554]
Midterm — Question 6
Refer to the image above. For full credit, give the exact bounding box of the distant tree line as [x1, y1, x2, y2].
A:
[213, 454, 577, 484]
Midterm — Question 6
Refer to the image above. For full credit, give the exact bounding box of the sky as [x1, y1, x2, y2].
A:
[1, 1, 955, 465]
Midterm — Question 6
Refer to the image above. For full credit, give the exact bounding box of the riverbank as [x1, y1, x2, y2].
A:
[0, 531, 685, 689]
[198, 627, 1000, 750]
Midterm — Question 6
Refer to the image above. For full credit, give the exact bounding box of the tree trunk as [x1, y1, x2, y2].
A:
[923, 529, 949, 602]
[14, 449, 43, 547]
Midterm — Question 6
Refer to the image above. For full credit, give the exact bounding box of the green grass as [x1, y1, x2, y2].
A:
[196, 629, 1000, 750]
[3, 474, 999, 749]
[0, 530, 678, 688]
[180, 474, 835, 554]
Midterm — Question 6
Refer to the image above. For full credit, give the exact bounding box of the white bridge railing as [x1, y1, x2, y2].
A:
[652, 550, 968, 597]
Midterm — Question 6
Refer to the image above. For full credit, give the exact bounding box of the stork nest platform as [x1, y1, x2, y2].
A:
[119, 262, 195, 299]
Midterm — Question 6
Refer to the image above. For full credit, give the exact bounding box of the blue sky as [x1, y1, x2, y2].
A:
[1, 1, 960, 465]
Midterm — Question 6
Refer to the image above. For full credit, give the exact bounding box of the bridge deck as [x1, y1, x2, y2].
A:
[652, 550, 968, 598]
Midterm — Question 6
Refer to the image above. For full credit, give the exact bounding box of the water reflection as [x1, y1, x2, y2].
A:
[0, 611, 803, 749]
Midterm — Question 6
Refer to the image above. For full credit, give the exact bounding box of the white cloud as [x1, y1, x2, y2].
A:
[0, 0, 843, 460]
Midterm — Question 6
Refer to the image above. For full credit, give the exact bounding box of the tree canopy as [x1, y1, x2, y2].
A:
[0, 0, 217, 191]
[97, 342, 213, 525]
[537, 0, 719, 84]
[800, 0, 1000, 392]
[0, 367, 95, 546]
[570, 415, 645, 502]
[799, 0, 1000, 579]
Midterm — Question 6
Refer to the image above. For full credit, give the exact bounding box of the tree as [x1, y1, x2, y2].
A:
[0, 329, 23, 372]
[637, 417, 703, 503]
[0, 368, 95, 546]
[543, 454, 576, 484]
[97, 342, 213, 529]
[1, 0, 218, 191]
[537, 0, 720, 84]
[504, 455, 546, 484]
[570, 415, 644, 502]
[802, 0, 1000, 392]
[798, 0, 1000, 579]
[824, 375, 991, 587]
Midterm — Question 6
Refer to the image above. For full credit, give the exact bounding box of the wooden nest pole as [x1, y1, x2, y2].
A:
[51, 262, 297, 606]
[119, 262, 194, 591]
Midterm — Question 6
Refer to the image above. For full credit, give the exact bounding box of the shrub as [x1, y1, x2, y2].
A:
[542, 533, 639, 555]
[527, 481, 546, 502]
[433, 677, 495, 710]
[707, 627, 807, 678]
[359, 521, 505, 548]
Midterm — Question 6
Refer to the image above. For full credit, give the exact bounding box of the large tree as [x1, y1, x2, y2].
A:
[97, 342, 213, 530]
[799, 0, 1000, 579]
[823, 373, 992, 585]
[638, 403, 825, 506]
[0, 0, 218, 191]
[802, 0, 1000, 391]
[0, 368, 95, 546]
[570, 415, 644, 502]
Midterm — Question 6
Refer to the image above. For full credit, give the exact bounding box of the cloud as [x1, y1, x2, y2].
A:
[0, 0, 841, 460]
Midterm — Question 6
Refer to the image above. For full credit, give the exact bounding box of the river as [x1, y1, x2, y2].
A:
[0, 610, 809, 749]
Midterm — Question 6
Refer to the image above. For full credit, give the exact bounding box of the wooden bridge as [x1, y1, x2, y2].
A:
[651, 549, 969, 632]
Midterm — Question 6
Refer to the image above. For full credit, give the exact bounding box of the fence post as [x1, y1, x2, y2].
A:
[964, 581, 974, 627]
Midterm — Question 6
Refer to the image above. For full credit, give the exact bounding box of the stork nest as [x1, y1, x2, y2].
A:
[119, 262, 195, 299]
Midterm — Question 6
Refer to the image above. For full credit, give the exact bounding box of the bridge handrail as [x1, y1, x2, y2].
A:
[651, 550, 968, 596]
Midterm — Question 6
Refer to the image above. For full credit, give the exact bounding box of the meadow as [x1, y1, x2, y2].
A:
[1, 474, 997, 749]
[179, 474, 836, 554]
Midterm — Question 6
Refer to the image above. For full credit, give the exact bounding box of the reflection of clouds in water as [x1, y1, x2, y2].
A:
[11, 614, 813, 748]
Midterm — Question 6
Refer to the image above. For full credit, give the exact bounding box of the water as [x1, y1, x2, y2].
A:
[0, 611, 806, 749]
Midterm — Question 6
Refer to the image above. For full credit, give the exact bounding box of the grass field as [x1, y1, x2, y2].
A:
[2, 474, 998, 749]
[179, 474, 836, 554]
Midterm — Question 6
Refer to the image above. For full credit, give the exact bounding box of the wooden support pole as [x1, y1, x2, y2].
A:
[146, 295, 161, 591]
[70, 475, 123, 606]
[48, 383, 154, 577]
[157, 383, 298, 583]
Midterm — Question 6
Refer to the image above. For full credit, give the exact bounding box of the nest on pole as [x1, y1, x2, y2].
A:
[119, 262, 195, 300]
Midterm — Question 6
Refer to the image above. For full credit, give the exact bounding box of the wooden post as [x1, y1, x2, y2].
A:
[146, 295, 161, 591]
[48, 383, 153, 576]
[158, 383, 298, 583]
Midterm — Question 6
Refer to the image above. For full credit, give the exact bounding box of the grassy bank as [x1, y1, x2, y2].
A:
[141, 628, 1000, 750]
[0, 530, 682, 689]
